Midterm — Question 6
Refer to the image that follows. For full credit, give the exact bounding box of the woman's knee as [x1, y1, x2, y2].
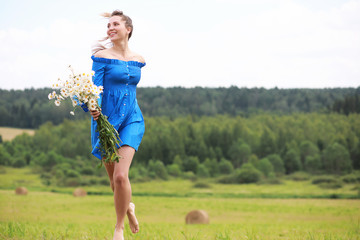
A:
[114, 172, 129, 186]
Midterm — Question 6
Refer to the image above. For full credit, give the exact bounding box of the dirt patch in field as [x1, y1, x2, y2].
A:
[0, 127, 35, 141]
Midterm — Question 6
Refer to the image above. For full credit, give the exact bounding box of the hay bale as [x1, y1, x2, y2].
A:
[185, 210, 209, 224]
[73, 188, 87, 197]
[15, 187, 28, 195]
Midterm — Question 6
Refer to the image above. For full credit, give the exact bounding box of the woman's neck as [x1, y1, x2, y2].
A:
[111, 39, 131, 59]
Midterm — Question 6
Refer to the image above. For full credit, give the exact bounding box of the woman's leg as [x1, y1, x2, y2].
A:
[104, 157, 139, 234]
[103, 161, 115, 192]
[112, 146, 137, 239]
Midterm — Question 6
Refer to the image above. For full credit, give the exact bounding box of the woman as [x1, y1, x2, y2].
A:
[90, 10, 145, 240]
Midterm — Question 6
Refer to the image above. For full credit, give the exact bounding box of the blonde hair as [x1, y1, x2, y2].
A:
[101, 10, 133, 40]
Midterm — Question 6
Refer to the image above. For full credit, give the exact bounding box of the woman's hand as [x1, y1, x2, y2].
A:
[90, 109, 101, 121]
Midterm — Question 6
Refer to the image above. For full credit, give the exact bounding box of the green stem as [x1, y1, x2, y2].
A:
[95, 112, 121, 165]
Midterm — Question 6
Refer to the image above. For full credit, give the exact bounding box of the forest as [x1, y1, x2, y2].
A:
[0, 87, 359, 187]
[0, 87, 359, 128]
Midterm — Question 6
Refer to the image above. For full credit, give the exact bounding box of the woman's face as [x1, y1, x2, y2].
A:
[107, 16, 130, 41]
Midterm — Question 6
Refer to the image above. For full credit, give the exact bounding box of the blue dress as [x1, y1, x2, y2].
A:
[90, 56, 146, 160]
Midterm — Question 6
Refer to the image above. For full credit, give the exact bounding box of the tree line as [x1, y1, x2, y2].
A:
[1, 113, 359, 186]
[0, 87, 358, 128]
[332, 92, 360, 115]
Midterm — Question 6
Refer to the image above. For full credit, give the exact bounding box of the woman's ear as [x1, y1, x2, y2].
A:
[126, 26, 132, 34]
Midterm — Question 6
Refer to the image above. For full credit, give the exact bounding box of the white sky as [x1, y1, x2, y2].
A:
[0, 0, 359, 90]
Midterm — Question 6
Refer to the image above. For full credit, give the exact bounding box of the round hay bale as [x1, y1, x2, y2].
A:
[73, 188, 87, 197]
[185, 210, 209, 224]
[15, 187, 28, 195]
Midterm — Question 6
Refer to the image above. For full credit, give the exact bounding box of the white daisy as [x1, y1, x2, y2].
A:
[89, 104, 96, 111]
[89, 98, 96, 105]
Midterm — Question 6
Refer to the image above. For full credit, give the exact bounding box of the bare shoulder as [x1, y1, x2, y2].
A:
[94, 49, 112, 58]
[132, 52, 145, 63]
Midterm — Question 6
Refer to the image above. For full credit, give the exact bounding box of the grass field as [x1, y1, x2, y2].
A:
[0, 167, 359, 199]
[1, 167, 360, 239]
[1, 190, 360, 239]
[0, 127, 35, 141]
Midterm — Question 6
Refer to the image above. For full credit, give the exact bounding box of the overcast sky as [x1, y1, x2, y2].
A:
[0, 0, 359, 90]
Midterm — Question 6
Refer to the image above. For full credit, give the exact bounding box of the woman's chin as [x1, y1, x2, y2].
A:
[109, 35, 127, 42]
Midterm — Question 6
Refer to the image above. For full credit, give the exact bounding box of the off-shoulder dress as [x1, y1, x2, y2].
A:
[90, 56, 146, 159]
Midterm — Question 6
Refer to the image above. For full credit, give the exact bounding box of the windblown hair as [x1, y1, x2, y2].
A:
[101, 10, 133, 40]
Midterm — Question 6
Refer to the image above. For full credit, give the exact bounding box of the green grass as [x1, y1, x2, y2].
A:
[1, 167, 359, 199]
[1, 190, 360, 239]
[0, 167, 45, 190]
[1, 167, 360, 239]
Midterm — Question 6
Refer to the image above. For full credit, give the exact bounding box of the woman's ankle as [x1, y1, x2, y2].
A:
[127, 202, 135, 214]
[115, 223, 124, 231]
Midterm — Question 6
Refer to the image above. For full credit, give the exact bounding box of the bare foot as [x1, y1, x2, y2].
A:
[127, 202, 139, 234]
[113, 224, 124, 240]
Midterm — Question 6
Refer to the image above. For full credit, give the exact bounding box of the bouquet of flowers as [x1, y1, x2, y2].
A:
[48, 65, 121, 166]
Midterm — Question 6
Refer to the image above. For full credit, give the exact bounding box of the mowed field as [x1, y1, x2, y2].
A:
[0, 168, 360, 239]
[1, 190, 360, 240]
[0, 127, 35, 141]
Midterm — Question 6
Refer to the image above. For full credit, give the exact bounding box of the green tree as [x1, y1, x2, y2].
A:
[228, 140, 252, 168]
[2, 141, 15, 156]
[38, 151, 63, 171]
[203, 158, 219, 177]
[0, 87, 357, 128]
[299, 140, 319, 165]
[66, 169, 81, 178]
[197, 164, 210, 178]
[322, 143, 352, 174]
[0, 145, 11, 165]
[256, 158, 274, 177]
[218, 158, 234, 175]
[173, 155, 183, 170]
[350, 141, 360, 170]
[12, 157, 26, 168]
[248, 154, 259, 167]
[81, 167, 95, 175]
[267, 154, 285, 174]
[167, 164, 182, 177]
[185, 125, 208, 162]
[304, 154, 322, 173]
[258, 127, 277, 158]
[183, 156, 200, 173]
[148, 159, 168, 180]
[129, 165, 148, 180]
[235, 163, 262, 183]
[284, 149, 302, 174]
